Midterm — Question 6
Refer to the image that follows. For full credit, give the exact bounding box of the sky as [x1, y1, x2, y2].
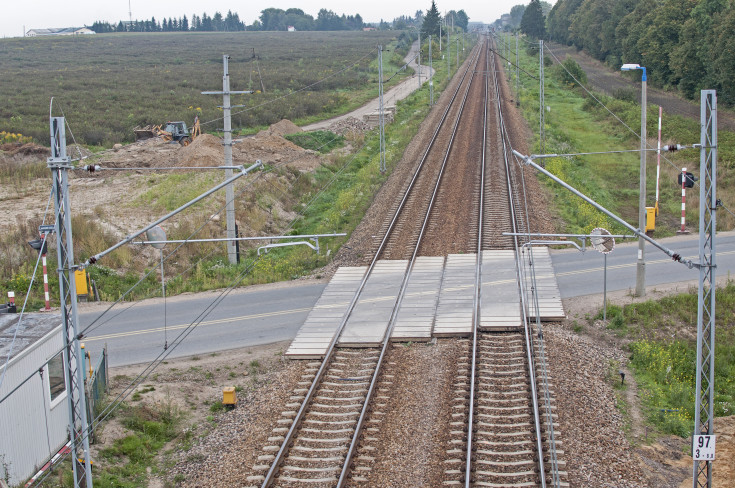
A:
[1, 1, 534, 38]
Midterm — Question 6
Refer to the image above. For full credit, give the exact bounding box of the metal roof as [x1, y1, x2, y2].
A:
[0, 313, 61, 362]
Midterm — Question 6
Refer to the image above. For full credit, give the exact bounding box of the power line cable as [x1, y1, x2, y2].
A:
[544, 45, 735, 221]
[199, 48, 378, 130]
[0, 188, 55, 390]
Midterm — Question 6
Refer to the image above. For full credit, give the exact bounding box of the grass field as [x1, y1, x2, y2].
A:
[505, 34, 735, 235]
[0, 32, 470, 309]
[0, 31, 404, 146]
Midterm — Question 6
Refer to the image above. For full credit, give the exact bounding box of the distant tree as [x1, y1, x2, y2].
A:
[422, 0, 441, 37]
[261, 8, 287, 30]
[201, 13, 213, 31]
[190, 14, 200, 30]
[212, 12, 224, 31]
[181, 15, 189, 31]
[509, 4, 526, 29]
[90, 21, 114, 33]
[520, 0, 546, 39]
[455, 10, 469, 31]
[116, 21, 125, 32]
[316, 9, 341, 30]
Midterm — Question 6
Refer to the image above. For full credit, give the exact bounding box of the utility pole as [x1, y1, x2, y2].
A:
[516, 32, 520, 106]
[692, 90, 717, 488]
[48, 117, 94, 488]
[378, 45, 386, 173]
[636, 71, 648, 297]
[429, 35, 434, 106]
[539, 40, 545, 153]
[418, 31, 421, 89]
[447, 32, 451, 76]
[202, 55, 253, 265]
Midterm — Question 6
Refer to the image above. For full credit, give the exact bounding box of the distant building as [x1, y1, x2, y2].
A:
[363, 26, 376, 31]
[25, 27, 95, 37]
[287, 25, 296, 32]
[0, 313, 67, 486]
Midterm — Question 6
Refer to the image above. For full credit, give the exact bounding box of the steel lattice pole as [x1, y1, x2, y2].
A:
[49, 117, 94, 488]
[378, 46, 386, 173]
[693, 89, 717, 488]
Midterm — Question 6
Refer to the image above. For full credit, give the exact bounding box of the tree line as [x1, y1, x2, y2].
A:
[545, 0, 735, 105]
[89, 8, 369, 33]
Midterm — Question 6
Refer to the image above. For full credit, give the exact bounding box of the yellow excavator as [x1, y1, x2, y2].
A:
[134, 117, 201, 146]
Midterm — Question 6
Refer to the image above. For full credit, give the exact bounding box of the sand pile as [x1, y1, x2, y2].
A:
[178, 133, 224, 168]
[258, 119, 302, 137]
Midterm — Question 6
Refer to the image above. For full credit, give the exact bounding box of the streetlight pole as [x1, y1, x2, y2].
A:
[621, 63, 647, 296]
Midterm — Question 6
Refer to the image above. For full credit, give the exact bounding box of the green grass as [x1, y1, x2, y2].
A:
[285, 130, 345, 153]
[44, 400, 184, 487]
[592, 281, 735, 437]
[504, 33, 735, 235]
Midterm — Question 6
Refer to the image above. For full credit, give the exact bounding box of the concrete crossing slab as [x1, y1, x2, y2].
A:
[434, 254, 477, 336]
[521, 247, 565, 321]
[392, 256, 445, 341]
[286, 266, 366, 359]
[338, 260, 408, 347]
[480, 250, 521, 330]
[286, 248, 566, 358]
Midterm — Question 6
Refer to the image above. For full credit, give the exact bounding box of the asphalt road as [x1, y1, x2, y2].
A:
[80, 282, 326, 367]
[550, 231, 735, 298]
[80, 232, 735, 367]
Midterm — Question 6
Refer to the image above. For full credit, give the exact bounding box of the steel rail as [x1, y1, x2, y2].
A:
[491, 37, 548, 487]
[260, 40, 483, 488]
[337, 39, 486, 487]
[464, 34, 490, 488]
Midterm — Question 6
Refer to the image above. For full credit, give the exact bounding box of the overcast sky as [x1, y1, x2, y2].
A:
[1, 1, 536, 38]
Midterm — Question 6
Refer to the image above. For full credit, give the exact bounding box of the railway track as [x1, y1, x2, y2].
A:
[249, 35, 562, 487]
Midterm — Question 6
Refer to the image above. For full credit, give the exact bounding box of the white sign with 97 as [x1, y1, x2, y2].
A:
[692, 435, 716, 461]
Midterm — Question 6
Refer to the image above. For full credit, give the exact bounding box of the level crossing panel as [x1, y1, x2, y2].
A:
[391, 256, 446, 341]
[285, 266, 367, 358]
[480, 250, 522, 330]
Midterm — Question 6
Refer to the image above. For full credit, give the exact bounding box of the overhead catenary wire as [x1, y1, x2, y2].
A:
[543, 44, 735, 220]
[199, 47, 378, 130]
[27, 43, 402, 484]
[81, 128, 366, 337]
[31, 253, 265, 488]
[0, 188, 55, 391]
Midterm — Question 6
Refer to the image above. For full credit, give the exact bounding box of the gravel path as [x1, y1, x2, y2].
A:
[302, 40, 435, 133]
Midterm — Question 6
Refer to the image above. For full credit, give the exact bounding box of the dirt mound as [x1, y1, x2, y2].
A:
[0, 142, 50, 156]
[178, 133, 223, 167]
[259, 119, 302, 137]
[235, 132, 321, 170]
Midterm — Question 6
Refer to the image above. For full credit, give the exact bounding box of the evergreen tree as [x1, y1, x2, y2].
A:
[520, 0, 546, 39]
[422, 0, 441, 37]
[181, 15, 189, 31]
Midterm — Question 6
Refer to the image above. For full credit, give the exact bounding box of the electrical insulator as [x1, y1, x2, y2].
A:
[663, 144, 685, 152]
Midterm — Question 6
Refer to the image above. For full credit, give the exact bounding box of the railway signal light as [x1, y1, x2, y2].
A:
[678, 171, 697, 188]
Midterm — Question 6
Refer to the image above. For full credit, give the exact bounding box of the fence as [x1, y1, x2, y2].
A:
[85, 346, 108, 443]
